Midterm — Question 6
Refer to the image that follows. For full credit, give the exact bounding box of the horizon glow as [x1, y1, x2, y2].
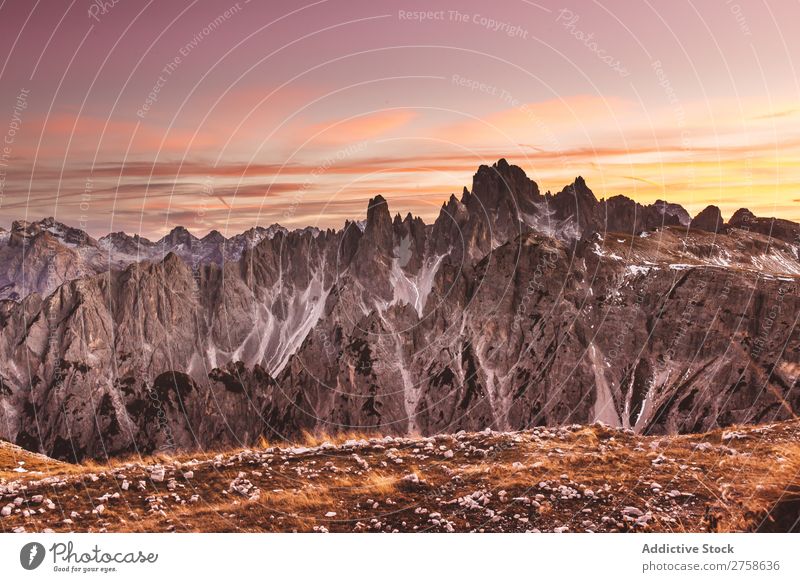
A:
[0, 0, 798, 238]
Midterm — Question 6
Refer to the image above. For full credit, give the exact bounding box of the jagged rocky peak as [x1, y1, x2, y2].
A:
[563, 175, 596, 201]
[363, 194, 393, 250]
[729, 208, 756, 227]
[161, 250, 189, 270]
[8, 220, 33, 247]
[225, 224, 288, 258]
[547, 176, 600, 232]
[725, 207, 800, 244]
[440, 190, 470, 219]
[158, 225, 199, 247]
[469, 158, 541, 215]
[338, 219, 363, 263]
[428, 160, 546, 259]
[393, 211, 424, 234]
[99, 231, 156, 255]
[238, 224, 286, 240]
[392, 211, 418, 240]
[391, 212, 428, 273]
[537, 176, 696, 238]
[347, 195, 398, 298]
[691, 205, 724, 233]
[101, 231, 152, 244]
[655, 199, 692, 226]
[366, 194, 389, 219]
[201, 229, 227, 244]
[554, 176, 599, 208]
[8, 216, 96, 248]
[596, 195, 683, 236]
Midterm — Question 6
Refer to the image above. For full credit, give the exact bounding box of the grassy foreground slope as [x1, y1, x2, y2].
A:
[2, 421, 799, 533]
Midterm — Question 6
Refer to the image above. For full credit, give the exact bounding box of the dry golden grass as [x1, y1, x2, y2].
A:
[712, 441, 800, 532]
[2, 421, 799, 533]
[298, 429, 384, 447]
[0, 441, 68, 480]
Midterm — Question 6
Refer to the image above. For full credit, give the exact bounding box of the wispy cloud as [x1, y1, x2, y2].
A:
[298, 110, 418, 145]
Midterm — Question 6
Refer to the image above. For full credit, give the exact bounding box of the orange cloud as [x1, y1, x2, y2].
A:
[18, 113, 218, 159]
[435, 95, 634, 146]
[299, 109, 417, 145]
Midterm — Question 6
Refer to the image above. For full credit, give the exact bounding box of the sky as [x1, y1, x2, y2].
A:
[0, 0, 798, 239]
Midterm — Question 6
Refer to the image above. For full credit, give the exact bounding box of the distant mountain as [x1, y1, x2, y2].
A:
[0, 217, 107, 302]
[0, 219, 289, 301]
[0, 160, 798, 460]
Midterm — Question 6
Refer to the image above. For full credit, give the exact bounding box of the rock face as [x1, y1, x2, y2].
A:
[654, 200, 692, 226]
[690, 205, 725, 233]
[0, 218, 288, 301]
[0, 218, 105, 302]
[728, 207, 800, 244]
[0, 160, 798, 460]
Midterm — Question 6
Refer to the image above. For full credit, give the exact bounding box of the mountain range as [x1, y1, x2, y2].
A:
[0, 159, 798, 461]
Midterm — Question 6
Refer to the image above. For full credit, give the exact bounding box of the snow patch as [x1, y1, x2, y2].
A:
[588, 343, 621, 427]
[389, 253, 446, 317]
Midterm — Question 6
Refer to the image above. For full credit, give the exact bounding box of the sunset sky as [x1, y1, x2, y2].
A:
[0, 0, 798, 238]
